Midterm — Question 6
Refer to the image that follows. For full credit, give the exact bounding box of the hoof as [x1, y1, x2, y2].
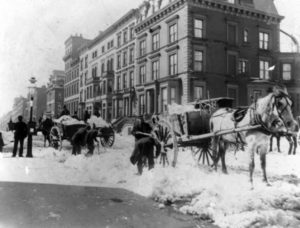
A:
[222, 169, 228, 174]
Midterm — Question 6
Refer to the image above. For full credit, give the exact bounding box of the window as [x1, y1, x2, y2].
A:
[259, 32, 269, 50]
[117, 34, 121, 47]
[101, 63, 105, 74]
[129, 71, 134, 88]
[123, 30, 128, 44]
[85, 56, 88, 68]
[227, 54, 237, 75]
[123, 51, 127, 67]
[139, 95, 145, 115]
[108, 80, 113, 93]
[194, 50, 203, 72]
[152, 33, 160, 51]
[169, 53, 177, 75]
[152, 60, 159, 81]
[170, 87, 176, 104]
[117, 76, 121, 90]
[194, 19, 203, 38]
[129, 48, 134, 64]
[139, 65, 146, 84]
[169, 23, 177, 43]
[123, 73, 127, 89]
[228, 23, 237, 45]
[243, 29, 248, 42]
[282, 63, 292, 80]
[238, 59, 248, 74]
[161, 87, 167, 112]
[194, 86, 204, 101]
[102, 46, 105, 53]
[259, 60, 270, 79]
[92, 66, 97, 78]
[139, 40, 146, 56]
[130, 27, 135, 40]
[117, 54, 121, 69]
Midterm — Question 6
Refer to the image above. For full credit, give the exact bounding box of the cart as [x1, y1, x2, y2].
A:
[153, 97, 261, 167]
[50, 116, 115, 150]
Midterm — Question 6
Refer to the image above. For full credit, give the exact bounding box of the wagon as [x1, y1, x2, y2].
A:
[49, 116, 115, 150]
[153, 97, 261, 167]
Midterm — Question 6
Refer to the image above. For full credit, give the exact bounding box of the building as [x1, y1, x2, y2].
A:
[63, 34, 90, 116]
[0, 111, 12, 131]
[46, 70, 65, 118]
[133, 0, 283, 114]
[24, 86, 47, 122]
[11, 96, 27, 122]
[279, 52, 300, 116]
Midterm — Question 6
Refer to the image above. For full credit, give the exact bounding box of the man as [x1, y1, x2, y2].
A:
[12, 115, 28, 157]
[60, 105, 70, 117]
[86, 129, 99, 156]
[84, 109, 90, 123]
[130, 114, 161, 175]
[71, 125, 90, 155]
[40, 116, 54, 147]
[131, 114, 152, 141]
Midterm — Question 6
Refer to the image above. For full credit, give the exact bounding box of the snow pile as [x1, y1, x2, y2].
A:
[87, 115, 109, 128]
[1, 134, 300, 228]
[53, 115, 85, 125]
[1, 131, 14, 145]
[168, 103, 197, 115]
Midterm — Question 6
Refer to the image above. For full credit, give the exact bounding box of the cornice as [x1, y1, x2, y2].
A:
[135, 0, 283, 34]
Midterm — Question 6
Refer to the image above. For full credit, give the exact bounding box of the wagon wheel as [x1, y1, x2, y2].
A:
[100, 135, 115, 147]
[49, 126, 62, 150]
[153, 120, 173, 167]
[191, 139, 214, 166]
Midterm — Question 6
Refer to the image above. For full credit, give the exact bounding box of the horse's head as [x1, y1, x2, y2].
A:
[257, 86, 298, 133]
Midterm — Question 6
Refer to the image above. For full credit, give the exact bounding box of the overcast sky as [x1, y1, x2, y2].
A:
[0, 0, 299, 117]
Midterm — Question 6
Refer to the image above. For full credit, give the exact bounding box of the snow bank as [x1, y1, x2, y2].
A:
[53, 115, 85, 125]
[87, 115, 109, 128]
[168, 103, 197, 114]
[1, 134, 300, 228]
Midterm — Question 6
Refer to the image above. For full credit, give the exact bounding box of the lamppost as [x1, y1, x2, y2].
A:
[27, 77, 37, 158]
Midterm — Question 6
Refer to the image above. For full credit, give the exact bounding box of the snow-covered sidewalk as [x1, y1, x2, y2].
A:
[1, 133, 300, 228]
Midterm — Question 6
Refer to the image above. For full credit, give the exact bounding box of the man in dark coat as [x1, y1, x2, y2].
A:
[131, 114, 152, 141]
[41, 117, 54, 147]
[83, 109, 90, 123]
[71, 125, 90, 155]
[130, 136, 161, 175]
[86, 129, 99, 156]
[60, 105, 70, 117]
[12, 115, 28, 157]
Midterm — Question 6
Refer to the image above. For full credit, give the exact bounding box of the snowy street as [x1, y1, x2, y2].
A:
[1, 132, 300, 228]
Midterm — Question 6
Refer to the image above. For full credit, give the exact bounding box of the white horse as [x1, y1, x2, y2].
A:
[210, 86, 298, 187]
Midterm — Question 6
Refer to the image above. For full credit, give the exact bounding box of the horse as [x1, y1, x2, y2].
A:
[210, 86, 298, 187]
[40, 118, 54, 147]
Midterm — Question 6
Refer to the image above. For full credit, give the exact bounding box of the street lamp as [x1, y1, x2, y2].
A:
[27, 77, 37, 158]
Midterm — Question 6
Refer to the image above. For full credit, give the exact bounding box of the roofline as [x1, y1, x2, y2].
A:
[88, 9, 138, 48]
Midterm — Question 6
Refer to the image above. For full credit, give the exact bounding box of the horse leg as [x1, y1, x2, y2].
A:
[220, 141, 228, 174]
[288, 136, 292, 155]
[293, 136, 297, 155]
[248, 144, 255, 189]
[260, 146, 271, 186]
[211, 136, 219, 171]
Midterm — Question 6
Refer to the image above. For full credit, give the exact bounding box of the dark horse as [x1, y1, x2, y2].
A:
[210, 86, 298, 188]
[40, 118, 54, 147]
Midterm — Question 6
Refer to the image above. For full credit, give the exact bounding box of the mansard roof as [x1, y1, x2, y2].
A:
[253, 0, 278, 16]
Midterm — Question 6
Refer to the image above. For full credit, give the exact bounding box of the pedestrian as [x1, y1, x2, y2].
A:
[12, 115, 28, 157]
[0, 132, 5, 152]
[60, 105, 70, 117]
[71, 125, 90, 155]
[84, 109, 90, 123]
[86, 129, 99, 156]
[131, 114, 152, 141]
[130, 136, 161, 175]
[40, 116, 54, 147]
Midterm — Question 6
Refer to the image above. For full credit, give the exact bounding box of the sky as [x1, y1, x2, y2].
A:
[0, 0, 299, 118]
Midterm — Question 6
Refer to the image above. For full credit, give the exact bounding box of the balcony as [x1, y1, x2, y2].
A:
[86, 76, 100, 85]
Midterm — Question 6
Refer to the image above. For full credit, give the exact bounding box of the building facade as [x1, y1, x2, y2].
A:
[46, 70, 65, 118]
[133, 0, 283, 115]
[63, 35, 90, 116]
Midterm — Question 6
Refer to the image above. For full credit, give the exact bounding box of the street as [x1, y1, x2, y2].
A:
[0, 181, 216, 228]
